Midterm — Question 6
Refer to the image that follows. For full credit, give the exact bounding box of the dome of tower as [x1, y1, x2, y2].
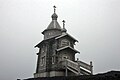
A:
[51, 13, 58, 20]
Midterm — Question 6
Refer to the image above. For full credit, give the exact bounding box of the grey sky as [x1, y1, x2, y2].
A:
[0, 0, 120, 80]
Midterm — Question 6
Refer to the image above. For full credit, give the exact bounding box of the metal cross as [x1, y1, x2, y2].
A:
[53, 5, 56, 13]
[62, 20, 65, 28]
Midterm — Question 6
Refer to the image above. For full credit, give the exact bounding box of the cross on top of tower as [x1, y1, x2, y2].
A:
[53, 5, 56, 13]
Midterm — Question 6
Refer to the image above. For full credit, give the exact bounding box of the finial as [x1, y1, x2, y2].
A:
[51, 5, 58, 20]
[62, 20, 67, 33]
[53, 5, 56, 13]
[62, 20, 65, 28]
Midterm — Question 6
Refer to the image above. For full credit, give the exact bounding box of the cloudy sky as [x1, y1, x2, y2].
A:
[0, 0, 120, 80]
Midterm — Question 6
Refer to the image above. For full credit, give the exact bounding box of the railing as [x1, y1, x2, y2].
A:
[61, 59, 93, 76]
[66, 59, 78, 71]
[78, 60, 93, 75]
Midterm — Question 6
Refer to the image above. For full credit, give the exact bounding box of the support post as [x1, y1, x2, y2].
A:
[77, 58, 80, 75]
[65, 58, 68, 76]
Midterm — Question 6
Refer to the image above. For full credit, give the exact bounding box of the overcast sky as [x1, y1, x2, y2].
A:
[0, 0, 120, 80]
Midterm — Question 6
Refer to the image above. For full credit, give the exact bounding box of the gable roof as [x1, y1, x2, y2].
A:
[35, 37, 56, 48]
[55, 33, 78, 42]
[57, 46, 80, 53]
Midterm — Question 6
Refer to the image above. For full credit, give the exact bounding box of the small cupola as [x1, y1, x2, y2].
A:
[51, 13, 58, 20]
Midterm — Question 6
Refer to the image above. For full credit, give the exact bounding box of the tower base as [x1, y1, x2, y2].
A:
[34, 71, 65, 78]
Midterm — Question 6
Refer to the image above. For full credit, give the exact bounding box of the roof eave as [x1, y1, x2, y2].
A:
[55, 33, 78, 42]
[57, 46, 80, 53]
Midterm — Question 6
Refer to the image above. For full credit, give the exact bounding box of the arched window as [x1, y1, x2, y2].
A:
[41, 56, 45, 65]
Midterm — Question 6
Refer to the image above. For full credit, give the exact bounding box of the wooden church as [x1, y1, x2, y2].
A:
[34, 6, 93, 78]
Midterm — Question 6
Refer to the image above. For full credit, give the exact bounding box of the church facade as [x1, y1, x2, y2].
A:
[34, 6, 93, 78]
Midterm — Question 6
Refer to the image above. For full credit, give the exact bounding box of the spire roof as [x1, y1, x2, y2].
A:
[47, 20, 61, 29]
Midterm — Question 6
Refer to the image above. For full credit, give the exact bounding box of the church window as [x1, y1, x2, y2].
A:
[52, 44, 56, 53]
[61, 39, 70, 47]
[41, 48, 44, 54]
[48, 33, 51, 35]
[52, 56, 55, 64]
[41, 46, 47, 54]
[41, 56, 45, 65]
[63, 56, 67, 59]
[48, 32, 53, 36]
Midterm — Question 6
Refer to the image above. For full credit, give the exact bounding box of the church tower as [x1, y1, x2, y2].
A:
[42, 6, 62, 39]
[34, 6, 93, 78]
